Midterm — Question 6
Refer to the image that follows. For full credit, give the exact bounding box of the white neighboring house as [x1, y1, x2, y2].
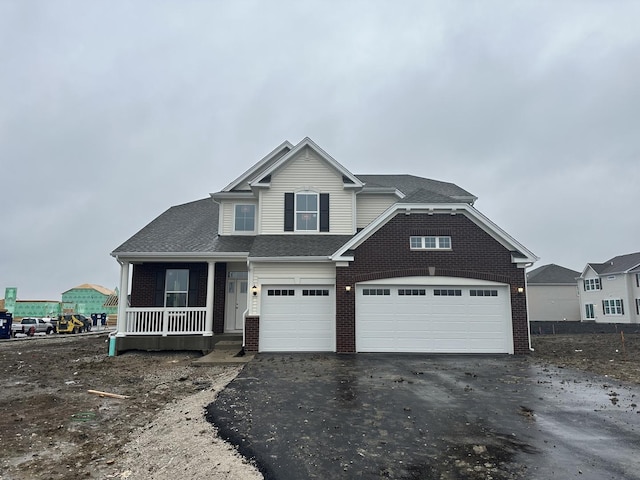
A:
[578, 252, 640, 324]
[527, 264, 580, 322]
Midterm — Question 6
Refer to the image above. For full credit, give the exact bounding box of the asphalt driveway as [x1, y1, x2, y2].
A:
[206, 354, 640, 480]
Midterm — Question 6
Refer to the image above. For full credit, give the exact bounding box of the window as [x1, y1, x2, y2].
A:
[234, 204, 255, 232]
[267, 289, 295, 296]
[410, 236, 452, 250]
[296, 193, 318, 231]
[584, 278, 601, 291]
[302, 289, 329, 296]
[470, 289, 498, 297]
[603, 299, 623, 315]
[398, 289, 426, 296]
[434, 289, 462, 296]
[362, 288, 390, 296]
[585, 304, 595, 319]
[165, 269, 188, 307]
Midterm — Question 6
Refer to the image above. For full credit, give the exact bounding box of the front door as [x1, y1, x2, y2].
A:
[224, 274, 247, 332]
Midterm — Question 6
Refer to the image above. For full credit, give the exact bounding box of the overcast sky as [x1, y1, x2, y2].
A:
[2, 1, 639, 301]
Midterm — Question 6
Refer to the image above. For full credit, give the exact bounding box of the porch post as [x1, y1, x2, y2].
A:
[204, 261, 215, 336]
[116, 261, 129, 337]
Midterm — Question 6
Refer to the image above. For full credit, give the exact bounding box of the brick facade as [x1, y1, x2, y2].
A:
[245, 315, 260, 352]
[335, 213, 529, 354]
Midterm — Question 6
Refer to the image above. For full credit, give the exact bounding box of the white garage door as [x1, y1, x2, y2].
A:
[260, 285, 335, 352]
[356, 282, 512, 353]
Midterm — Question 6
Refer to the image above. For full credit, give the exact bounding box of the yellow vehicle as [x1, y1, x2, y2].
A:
[57, 314, 92, 334]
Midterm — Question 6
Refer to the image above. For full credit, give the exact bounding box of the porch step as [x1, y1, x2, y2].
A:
[214, 340, 243, 351]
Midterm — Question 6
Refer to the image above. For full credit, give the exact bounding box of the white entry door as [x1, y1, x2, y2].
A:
[225, 277, 247, 332]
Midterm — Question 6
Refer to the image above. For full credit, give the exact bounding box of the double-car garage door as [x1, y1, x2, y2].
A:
[356, 282, 512, 353]
[259, 280, 513, 353]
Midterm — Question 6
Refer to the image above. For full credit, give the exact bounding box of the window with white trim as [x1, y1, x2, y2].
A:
[584, 278, 601, 291]
[295, 193, 318, 231]
[603, 299, 623, 315]
[165, 269, 188, 307]
[234, 204, 256, 232]
[302, 289, 329, 296]
[585, 304, 595, 319]
[410, 236, 451, 250]
[267, 289, 295, 296]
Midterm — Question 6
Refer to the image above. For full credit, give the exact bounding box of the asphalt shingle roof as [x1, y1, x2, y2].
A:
[249, 235, 354, 258]
[112, 198, 220, 254]
[527, 264, 580, 284]
[588, 252, 640, 275]
[355, 174, 476, 203]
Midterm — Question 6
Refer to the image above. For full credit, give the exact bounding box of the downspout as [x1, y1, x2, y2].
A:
[524, 267, 534, 352]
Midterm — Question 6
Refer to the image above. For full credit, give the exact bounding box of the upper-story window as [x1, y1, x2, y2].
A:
[296, 193, 318, 231]
[584, 278, 601, 291]
[410, 236, 452, 250]
[234, 204, 256, 232]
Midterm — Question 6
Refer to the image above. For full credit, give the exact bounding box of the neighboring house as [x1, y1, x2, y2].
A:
[578, 252, 640, 324]
[62, 284, 118, 316]
[526, 264, 580, 322]
[111, 137, 537, 355]
[3, 287, 61, 318]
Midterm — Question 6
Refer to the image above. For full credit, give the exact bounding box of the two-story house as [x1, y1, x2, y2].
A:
[111, 138, 537, 355]
[578, 252, 640, 324]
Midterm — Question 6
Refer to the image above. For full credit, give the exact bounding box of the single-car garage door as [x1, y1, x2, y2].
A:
[260, 285, 335, 352]
[356, 281, 512, 353]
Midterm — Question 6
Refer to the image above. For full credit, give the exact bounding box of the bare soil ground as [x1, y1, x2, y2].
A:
[0, 332, 638, 480]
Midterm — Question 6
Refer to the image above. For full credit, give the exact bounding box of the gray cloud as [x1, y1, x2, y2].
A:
[1, 1, 639, 299]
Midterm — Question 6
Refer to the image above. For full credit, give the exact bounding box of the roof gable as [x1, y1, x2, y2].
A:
[63, 284, 114, 296]
[247, 137, 363, 189]
[527, 264, 579, 284]
[222, 140, 294, 192]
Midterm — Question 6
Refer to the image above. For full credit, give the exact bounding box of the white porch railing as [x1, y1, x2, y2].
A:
[124, 307, 207, 335]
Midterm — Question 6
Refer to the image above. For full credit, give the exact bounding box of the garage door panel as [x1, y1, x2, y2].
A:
[356, 283, 512, 353]
[260, 285, 335, 352]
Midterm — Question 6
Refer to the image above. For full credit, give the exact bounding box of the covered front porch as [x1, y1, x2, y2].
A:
[112, 257, 250, 354]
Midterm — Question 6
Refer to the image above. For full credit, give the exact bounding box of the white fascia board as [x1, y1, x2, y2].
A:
[222, 141, 294, 192]
[331, 203, 539, 264]
[249, 137, 364, 189]
[112, 252, 250, 262]
[210, 191, 256, 200]
[622, 262, 640, 274]
[580, 264, 598, 278]
[248, 256, 332, 263]
[358, 187, 405, 198]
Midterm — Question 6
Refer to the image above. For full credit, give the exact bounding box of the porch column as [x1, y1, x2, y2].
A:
[116, 261, 129, 337]
[204, 261, 215, 336]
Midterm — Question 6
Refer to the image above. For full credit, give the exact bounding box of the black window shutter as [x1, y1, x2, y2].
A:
[188, 269, 199, 307]
[602, 300, 606, 314]
[284, 193, 294, 231]
[583, 280, 586, 291]
[154, 270, 165, 307]
[320, 193, 329, 232]
[621, 299, 624, 315]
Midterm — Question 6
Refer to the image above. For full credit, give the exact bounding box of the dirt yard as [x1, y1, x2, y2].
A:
[0, 331, 638, 480]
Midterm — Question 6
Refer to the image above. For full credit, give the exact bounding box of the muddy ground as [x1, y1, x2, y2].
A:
[0, 331, 638, 480]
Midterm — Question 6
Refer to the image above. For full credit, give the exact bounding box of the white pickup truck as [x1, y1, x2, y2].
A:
[11, 318, 56, 336]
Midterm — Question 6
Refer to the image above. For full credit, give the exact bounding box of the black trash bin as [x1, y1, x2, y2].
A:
[91, 314, 98, 327]
[0, 312, 13, 339]
[100, 313, 107, 326]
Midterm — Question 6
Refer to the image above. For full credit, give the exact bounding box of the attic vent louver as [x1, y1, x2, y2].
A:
[342, 175, 355, 184]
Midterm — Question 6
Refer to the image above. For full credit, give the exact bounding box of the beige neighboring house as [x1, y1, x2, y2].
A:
[527, 264, 580, 322]
[578, 252, 640, 324]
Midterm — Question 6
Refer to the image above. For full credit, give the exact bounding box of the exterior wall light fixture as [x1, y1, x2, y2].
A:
[517, 287, 524, 294]
[345, 285, 352, 293]
[251, 285, 258, 296]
